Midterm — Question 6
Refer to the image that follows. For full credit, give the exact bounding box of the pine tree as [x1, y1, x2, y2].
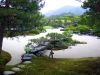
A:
[0, 0, 44, 52]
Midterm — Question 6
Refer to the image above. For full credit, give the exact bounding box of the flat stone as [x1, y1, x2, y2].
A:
[29, 49, 37, 53]
[12, 67, 21, 72]
[22, 57, 32, 61]
[23, 61, 32, 64]
[22, 54, 34, 57]
[3, 71, 15, 75]
[17, 64, 25, 68]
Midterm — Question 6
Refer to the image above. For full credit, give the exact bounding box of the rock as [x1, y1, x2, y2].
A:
[97, 37, 100, 39]
[12, 67, 21, 72]
[3, 71, 15, 75]
[23, 61, 32, 64]
[21, 57, 32, 61]
[17, 64, 25, 68]
[22, 54, 34, 57]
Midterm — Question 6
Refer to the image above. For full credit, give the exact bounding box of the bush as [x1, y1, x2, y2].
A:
[65, 25, 76, 32]
[43, 26, 52, 29]
[46, 33, 72, 50]
[76, 25, 90, 34]
[0, 50, 11, 73]
[30, 29, 40, 34]
[29, 37, 48, 46]
[93, 25, 100, 37]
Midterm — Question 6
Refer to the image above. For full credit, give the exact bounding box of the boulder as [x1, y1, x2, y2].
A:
[23, 61, 32, 64]
[3, 71, 15, 75]
[12, 67, 21, 72]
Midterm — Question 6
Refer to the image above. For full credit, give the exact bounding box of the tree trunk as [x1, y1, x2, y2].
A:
[0, 0, 9, 54]
[0, 25, 4, 54]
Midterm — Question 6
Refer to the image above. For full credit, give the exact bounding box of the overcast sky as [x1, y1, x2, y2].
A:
[40, 0, 84, 14]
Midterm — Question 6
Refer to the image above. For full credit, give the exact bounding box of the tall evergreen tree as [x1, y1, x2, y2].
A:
[82, 0, 100, 26]
[82, 0, 100, 36]
[0, 0, 44, 52]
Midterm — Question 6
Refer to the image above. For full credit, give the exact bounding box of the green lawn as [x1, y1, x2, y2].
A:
[15, 57, 100, 75]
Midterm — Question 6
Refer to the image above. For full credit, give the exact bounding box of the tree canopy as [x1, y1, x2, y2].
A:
[82, 0, 100, 36]
[82, 0, 100, 26]
[0, 0, 45, 51]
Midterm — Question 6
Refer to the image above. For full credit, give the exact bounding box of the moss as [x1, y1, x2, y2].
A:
[15, 57, 100, 75]
[0, 50, 11, 72]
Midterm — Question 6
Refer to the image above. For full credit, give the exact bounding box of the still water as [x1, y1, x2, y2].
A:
[2, 28, 100, 65]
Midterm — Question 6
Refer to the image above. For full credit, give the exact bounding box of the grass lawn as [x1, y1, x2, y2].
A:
[15, 57, 100, 75]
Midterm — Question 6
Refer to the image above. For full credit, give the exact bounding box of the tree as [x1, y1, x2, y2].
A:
[82, 0, 100, 26]
[30, 37, 48, 46]
[82, 0, 100, 36]
[0, 0, 45, 53]
[82, 0, 100, 13]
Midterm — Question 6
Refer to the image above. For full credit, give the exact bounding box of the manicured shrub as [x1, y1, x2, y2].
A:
[76, 25, 90, 34]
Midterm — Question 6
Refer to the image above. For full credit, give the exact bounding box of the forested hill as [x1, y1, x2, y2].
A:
[44, 6, 86, 17]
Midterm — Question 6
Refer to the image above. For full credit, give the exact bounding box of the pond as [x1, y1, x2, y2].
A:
[2, 28, 100, 65]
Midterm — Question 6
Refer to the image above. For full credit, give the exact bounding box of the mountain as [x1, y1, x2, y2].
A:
[44, 6, 86, 17]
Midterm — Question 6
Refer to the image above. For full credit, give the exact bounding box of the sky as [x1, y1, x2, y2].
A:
[40, 0, 84, 14]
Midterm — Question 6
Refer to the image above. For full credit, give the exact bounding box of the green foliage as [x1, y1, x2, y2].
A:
[0, 50, 11, 72]
[0, 50, 11, 65]
[79, 14, 98, 27]
[64, 24, 90, 34]
[82, 0, 100, 14]
[30, 37, 48, 46]
[46, 33, 64, 40]
[27, 32, 73, 50]
[46, 13, 78, 28]
[92, 25, 100, 37]
[76, 25, 90, 34]
[46, 32, 72, 49]
[82, 0, 100, 36]
[63, 31, 72, 37]
[65, 25, 76, 32]
[0, 0, 45, 37]
[29, 29, 41, 34]
[43, 26, 53, 29]
[0, 0, 45, 51]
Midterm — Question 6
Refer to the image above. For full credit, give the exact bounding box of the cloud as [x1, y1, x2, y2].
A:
[40, 0, 83, 14]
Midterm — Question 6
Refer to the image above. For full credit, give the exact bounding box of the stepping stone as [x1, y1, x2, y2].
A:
[22, 54, 34, 57]
[22, 57, 32, 61]
[23, 61, 32, 64]
[3, 71, 15, 75]
[17, 64, 25, 68]
[29, 49, 37, 53]
[12, 67, 21, 72]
